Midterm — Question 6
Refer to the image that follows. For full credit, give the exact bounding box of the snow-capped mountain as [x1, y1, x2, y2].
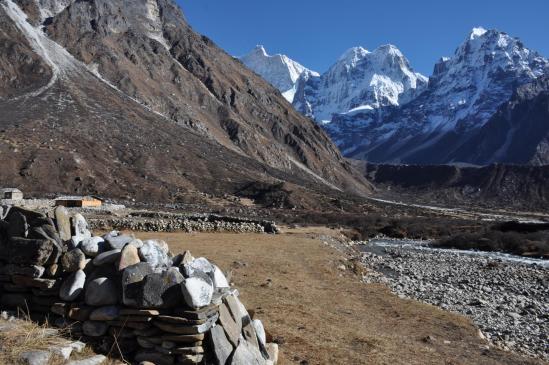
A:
[293, 45, 428, 124]
[346, 27, 549, 164]
[240, 45, 318, 102]
[249, 27, 548, 165]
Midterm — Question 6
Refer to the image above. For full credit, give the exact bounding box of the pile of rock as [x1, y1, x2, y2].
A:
[0, 206, 278, 364]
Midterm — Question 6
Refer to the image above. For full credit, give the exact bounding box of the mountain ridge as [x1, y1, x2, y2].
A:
[294, 44, 427, 124]
[242, 28, 549, 165]
[354, 27, 549, 164]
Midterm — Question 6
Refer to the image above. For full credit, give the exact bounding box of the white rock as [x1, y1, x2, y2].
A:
[212, 265, 230, 289]
[139, 240, 170, 269]
[230, 340, 266, 365]
[69, 341, 86, 353]
[70, 214, 92, 247]
[184, 257, 214, 277]
[59, 270, 86, 301]
[51, 345, 73, 360]
[20, 350, 51, 365]
[181, 275, 214, 309]
[129, 238, 144, 249]
[143, 239, 169, 253]
[252, 319, 266, 346]
[73, 213, 89, 233]
[66, 355, 107, 365]
[80, 237, 105, 257]
[266, 343, 279, 364]
[181, 250, 194, 265]
[102, 231, 119, 239]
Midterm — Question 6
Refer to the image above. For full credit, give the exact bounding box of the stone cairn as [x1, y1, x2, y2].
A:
[0, 206, 278, 365]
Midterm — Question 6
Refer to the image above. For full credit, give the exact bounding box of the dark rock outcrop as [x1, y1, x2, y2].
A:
[364, 163, 549, 211]
[447, 76, 549, 165]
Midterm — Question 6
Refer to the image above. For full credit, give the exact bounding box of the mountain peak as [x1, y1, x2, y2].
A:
[449, 26, 547, 80]
[469, 26, 488, 40]
[345, 27, 549, 164]
[293, 43, 427, 124]
[252, 44, 268, 56]
[338, 46, 370, 65]
[375, 44, 402, 56]
[240, 45, 317, 102]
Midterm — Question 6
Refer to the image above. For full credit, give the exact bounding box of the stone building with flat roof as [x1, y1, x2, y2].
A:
[0, 188, 23, 200]
[55, 196, 103, 208]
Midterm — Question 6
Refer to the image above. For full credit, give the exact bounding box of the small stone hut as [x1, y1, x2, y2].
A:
[55, 196, 103, 208]
[1, 188, 23, 200]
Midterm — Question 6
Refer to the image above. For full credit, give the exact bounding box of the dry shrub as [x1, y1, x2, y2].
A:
[0, 312, 71, 364]
[0, 310, 120, 365]
[434, 230, 549, 257]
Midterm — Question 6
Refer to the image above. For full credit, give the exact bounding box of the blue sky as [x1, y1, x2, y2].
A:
[178, 0, 549, 76]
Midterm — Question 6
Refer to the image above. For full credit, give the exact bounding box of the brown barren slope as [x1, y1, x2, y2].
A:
[135, 228, 543, 365]
[0, 0, 371, 204]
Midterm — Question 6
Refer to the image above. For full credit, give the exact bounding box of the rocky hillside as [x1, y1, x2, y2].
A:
[447, 75, 549, 165]
[0, 0, 370, 203]
[363, 163, 549, 211]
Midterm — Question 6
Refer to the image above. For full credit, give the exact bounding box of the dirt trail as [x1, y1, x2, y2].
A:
[135, 228, 545, 365]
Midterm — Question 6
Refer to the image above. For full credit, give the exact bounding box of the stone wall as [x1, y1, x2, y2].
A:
[1, 199, 55, 211]
[89, 214, 279, 235]
[0, 206, 278, 364]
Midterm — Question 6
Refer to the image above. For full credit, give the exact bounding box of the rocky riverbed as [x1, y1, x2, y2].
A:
[359, 240, 549, 361]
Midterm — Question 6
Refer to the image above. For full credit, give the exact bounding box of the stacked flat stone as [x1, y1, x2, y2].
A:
[0, 207, 278, 365]
[0, 206, 65, 319]
[89, 214, 279, 235]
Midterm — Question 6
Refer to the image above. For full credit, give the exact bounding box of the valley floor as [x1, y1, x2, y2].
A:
[134, 228, 544, 365]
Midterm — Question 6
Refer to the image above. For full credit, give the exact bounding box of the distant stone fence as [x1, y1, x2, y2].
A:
[1, 198, 55, 211]
[0, 206, 278, 364]
[89, 214, 280, 234]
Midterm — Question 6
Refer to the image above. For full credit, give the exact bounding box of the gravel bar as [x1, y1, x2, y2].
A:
[359, 240, 548, 361]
